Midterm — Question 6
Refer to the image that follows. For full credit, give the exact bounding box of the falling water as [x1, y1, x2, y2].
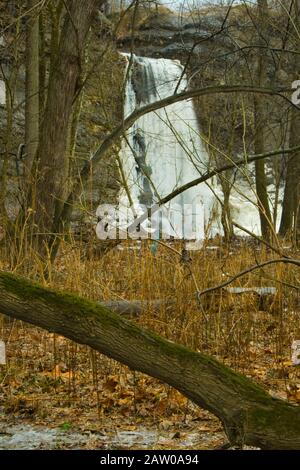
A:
[119, 54, 219, 242]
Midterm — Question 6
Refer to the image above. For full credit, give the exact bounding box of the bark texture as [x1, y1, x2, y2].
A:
[30, 0, 98, 249]
[1, 271, 300, 449]
[25, 0, 40, 177]
[253, 0, 272, 241]
[280, 107, 300, 240]
[279, 0, 300, 242]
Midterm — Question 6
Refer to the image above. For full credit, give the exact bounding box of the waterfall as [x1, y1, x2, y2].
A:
[118, 54, 218, 243]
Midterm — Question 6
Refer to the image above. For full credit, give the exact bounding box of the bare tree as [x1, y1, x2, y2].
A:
[253, 0, 273, 241]
[280, 0, 300, 243]
[26, 0, 99, 254]
[25, 0, 39, 179]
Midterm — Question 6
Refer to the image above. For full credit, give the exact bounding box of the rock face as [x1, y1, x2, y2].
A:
[0, 4, 292, 242]
[117, 9, 227, 60]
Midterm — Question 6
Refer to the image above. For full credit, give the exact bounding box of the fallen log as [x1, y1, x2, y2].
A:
[224, 287, 277, 296]
[0, 270, 300, 449]
[99, 300, 172, 317]
[223, 287, 277, 311]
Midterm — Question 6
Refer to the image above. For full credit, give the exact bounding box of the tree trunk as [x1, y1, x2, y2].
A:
[25, 0, 40, 179]
[279, 107, 300, 241]
[39, 7, 47, 121]
[1, 271, 300, 449]
[279, 1, 300, 242]
[254, 0, 272, 241]
[29, 0, 98, 253]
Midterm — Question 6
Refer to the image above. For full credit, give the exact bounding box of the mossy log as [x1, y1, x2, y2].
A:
[0, 271, 300, 449]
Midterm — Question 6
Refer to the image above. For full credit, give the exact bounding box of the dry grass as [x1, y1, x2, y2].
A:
[0, 238, 300, 448]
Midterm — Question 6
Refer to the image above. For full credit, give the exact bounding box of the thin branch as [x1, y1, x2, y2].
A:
[127, 143, 300, 230]
[56, 84, 292, 232]
[232, 220, 289, 258]
[78, 84, 292, 182]
[198, 258, 300, 298]
[174, 0, 234, 94]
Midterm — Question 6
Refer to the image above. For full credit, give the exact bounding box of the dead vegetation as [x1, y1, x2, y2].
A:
[0, 238, 299, 449]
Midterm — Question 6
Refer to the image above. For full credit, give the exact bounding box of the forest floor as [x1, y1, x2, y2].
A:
[0, 239, 299, 449]
[0, 321, 225, 450]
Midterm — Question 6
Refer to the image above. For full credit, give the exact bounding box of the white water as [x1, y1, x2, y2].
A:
[119, 55, 219, 242]
[118, 55, 283, 241]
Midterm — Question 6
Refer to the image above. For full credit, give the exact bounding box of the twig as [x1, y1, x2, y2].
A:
[198, 258, 300, 298]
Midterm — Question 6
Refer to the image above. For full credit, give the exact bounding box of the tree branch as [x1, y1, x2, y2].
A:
[127, 144, 300, 230]
[56, 85, 291, 233]
[198, 258, 300, 298]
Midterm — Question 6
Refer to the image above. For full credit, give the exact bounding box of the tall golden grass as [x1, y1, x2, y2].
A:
[0, 236, 299, 434]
